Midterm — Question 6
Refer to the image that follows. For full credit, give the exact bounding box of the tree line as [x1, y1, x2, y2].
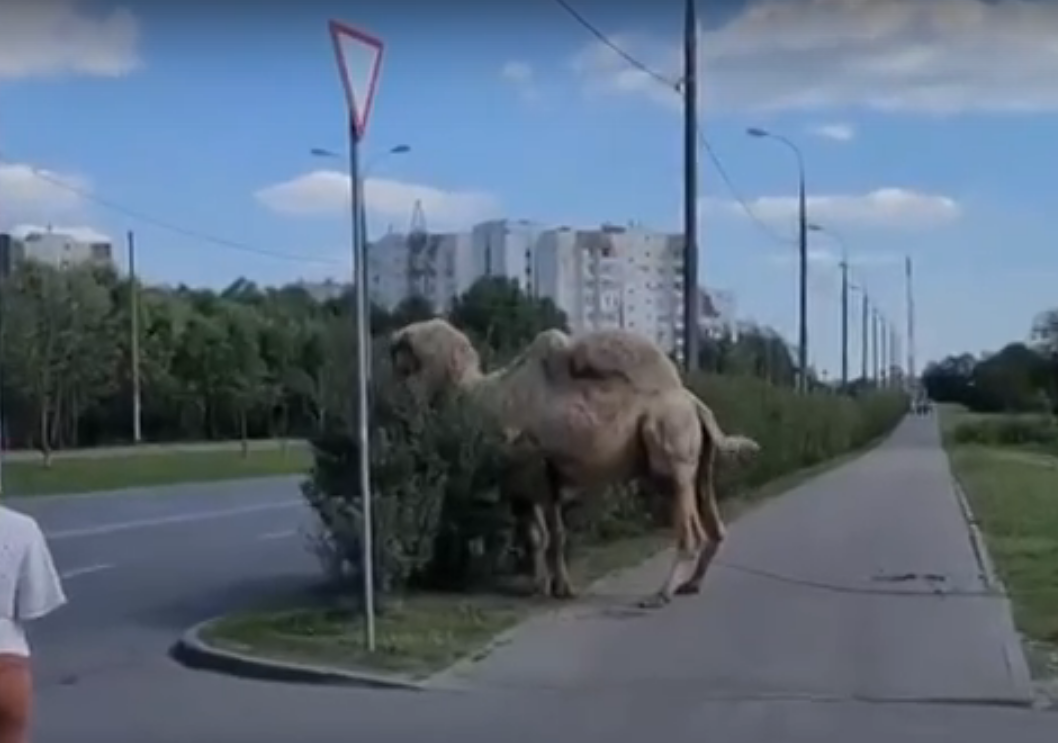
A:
[0, 261, 804, 454]
[922, 308, 1058, 414]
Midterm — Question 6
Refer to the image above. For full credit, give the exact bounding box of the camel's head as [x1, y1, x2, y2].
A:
[388, 318, 483, 396]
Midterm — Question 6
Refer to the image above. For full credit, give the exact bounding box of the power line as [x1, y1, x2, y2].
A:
[548, 0, 793, 247]
[696, 128, 794, 245]
[550, 0, 680, 90]
[0, 154, 341, 266]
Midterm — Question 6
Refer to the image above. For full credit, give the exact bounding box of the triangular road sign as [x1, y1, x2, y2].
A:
[328, 20, 384, 140]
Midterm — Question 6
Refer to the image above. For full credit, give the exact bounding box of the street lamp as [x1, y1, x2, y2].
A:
[747, 126, 808, 393]
[808, 223, 852, 389]
[308, 143, 410, 396]
[310, 143, 411, 178]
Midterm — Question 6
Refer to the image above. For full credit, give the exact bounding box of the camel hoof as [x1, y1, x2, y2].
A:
[551, 583, 578, 600]
[531, 581, 552, 598]
[637, 592, 671, 610]
[675, 582, 702, 596]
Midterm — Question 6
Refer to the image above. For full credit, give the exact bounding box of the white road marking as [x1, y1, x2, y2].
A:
[258, 529, 296, 541]
[60, 563, 114, 580]
[45, 501, 302, 541]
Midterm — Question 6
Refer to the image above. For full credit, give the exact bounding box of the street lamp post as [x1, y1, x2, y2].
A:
[747, 127, 808, 393]
[808, 223, 851, 390]
[311, 143, 410, 179]
[309, 143, 410, 385]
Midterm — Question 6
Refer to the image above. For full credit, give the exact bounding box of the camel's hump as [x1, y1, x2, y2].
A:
[567, 329, 683, 393]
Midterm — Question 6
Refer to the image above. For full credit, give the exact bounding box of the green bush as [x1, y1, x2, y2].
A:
[689, 374, 907, 499]
[303, 361, 908, 600]
[952, 414, 1058, 448]
[303, 373, 516, 597]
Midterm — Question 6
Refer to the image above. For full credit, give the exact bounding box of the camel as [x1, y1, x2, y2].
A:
[388, 318, 760, 607]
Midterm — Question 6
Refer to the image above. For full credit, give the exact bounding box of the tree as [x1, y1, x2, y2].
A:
[449, 277, 568, 360]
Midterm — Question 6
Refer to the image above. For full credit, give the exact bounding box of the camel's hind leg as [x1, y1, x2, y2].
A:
[636, 399, 707, 609]
[676, 439, 726, 596]
[637, 463, 704, 609]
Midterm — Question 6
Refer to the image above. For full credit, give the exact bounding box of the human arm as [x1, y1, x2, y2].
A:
[15, 520, 66, 622]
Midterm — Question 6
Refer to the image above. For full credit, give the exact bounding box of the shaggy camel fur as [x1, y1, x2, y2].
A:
[389, 318, 760, 607]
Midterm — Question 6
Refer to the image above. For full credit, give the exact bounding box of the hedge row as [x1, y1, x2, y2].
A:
[303, 368, 908, 598]
[951, 413, 1058, 449]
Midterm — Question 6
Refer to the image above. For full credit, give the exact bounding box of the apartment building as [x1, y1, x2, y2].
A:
[366, 219, 539, 312]
[534, 223, 708, 354]
[363, 218, 733, 355]
[0, 227, 114, 275]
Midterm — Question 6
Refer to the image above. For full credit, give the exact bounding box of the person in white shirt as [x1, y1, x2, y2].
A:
[0, 505, 66, 743]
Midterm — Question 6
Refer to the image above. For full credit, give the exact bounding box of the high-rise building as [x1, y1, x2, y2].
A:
[367, 230, 476, 312]
[363, 218, 734, 355]
[471, 219, 540, 296]
[534, 223, 704, 353]
[0, 227, 113, 273]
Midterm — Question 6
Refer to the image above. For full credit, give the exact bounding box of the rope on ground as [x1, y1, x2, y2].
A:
[712, 559, 1006, 598]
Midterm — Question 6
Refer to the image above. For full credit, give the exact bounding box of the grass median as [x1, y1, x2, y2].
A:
[5, 446, 312, 497]
[941, 406, 1058, 690]
[201, 438, 884, 681]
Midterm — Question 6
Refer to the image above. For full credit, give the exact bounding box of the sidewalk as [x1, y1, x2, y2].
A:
[430, 417, 1035, 706]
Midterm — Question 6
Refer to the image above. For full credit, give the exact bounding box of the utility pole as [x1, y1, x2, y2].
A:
[840, 255, 849, 388]
[890, 325, 899, 387]
[871, 309, 880, 384]
[880, 315, 889, 387]
[127, 231, 142, 444]
[861, 292, 869, 382]
[905, 255, 916, 390]
[681, 0, 700, 372]
[796, 163, 808, 393]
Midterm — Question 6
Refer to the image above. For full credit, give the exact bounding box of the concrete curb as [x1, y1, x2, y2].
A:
[946, 469, 1037, 707]
[949, 476, 1001, 592]
[170, 616, 425, 691]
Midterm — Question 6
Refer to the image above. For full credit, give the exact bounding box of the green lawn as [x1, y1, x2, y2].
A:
[940, 407, 1058, 688]
[203, 534, 668, 680]
[4, 447, 312, 497]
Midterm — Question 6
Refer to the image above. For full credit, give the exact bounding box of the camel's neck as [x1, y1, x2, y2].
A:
[456, 365, 486, 390]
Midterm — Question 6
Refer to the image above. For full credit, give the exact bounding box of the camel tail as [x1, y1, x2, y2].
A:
[692, 396, 761, 457]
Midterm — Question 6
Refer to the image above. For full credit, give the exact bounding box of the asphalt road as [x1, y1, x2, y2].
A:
[16, 419, 1058, 741]
[8, 477, 319, 689]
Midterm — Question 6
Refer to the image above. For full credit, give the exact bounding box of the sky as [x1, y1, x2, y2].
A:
[0, 0, 1056, 377]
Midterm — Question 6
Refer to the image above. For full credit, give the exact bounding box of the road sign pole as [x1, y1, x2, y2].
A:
[348, 117, 376, 653]
[329, 18, 384, 655]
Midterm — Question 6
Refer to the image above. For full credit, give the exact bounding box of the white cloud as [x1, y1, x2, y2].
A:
[501, 61, 533, 84]
[500, 60, 542, 103]
[0, 162, 90, 217]
[570, 0, 1058, 114]
[10, 224, 111, 243]
[254, 170, 501, 230]
[0, 1, 140, 79]
[703, 188, 961, 229]
[810, 123, 856, 141]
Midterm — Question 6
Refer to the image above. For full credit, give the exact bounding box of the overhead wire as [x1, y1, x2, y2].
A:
[0, 153, 342, 267]
[549, 0, 798, 248]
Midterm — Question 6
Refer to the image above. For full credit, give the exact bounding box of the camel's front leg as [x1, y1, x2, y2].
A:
[546, 499, 576, 598]
[527, 502, 552, 597]
[544, 464, 576, 599]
